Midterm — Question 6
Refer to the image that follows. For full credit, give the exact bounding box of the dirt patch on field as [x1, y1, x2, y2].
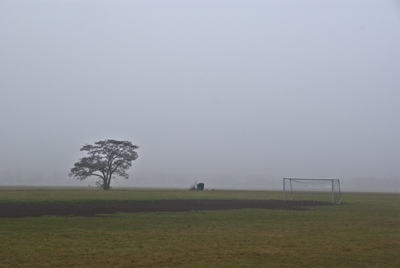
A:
[0, 200, 331, 218]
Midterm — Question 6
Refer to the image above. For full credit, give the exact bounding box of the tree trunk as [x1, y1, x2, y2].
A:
[103, 175, 111, 190]
[102, 177, 110, 190]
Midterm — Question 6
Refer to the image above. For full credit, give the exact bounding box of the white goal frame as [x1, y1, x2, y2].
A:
[283, 178, 342, 204]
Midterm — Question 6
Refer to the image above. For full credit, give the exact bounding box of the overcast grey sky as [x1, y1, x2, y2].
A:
[1, 0, 399, 189]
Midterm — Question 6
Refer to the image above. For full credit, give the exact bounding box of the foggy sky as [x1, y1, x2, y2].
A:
[1, 1, 399, 190]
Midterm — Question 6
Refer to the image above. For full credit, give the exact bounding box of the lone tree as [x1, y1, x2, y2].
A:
[69, 139, 139, 190]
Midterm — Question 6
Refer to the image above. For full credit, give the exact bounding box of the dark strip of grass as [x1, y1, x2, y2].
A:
[0, 200, 331, 218]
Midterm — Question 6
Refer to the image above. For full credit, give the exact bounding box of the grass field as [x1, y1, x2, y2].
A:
[0, 187, 399, 267]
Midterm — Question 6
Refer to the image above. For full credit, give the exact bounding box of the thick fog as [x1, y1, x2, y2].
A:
[1, 1, 399, 192]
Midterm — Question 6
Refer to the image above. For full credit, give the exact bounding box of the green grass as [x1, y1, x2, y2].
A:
[0, 187, 282, 203]
[0, 188, 399, 267]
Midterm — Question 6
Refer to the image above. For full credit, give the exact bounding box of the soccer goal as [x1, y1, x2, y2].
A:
[283, 178, 342, 204]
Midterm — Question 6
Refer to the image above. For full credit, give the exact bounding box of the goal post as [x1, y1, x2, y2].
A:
[283, 178, 342, 204]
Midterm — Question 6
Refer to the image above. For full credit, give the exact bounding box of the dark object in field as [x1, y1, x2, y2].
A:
[0, 200, 331, 218]
[197, 183, 205, 190]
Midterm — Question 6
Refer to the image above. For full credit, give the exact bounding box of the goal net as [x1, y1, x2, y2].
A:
[283, 178, 342, 204]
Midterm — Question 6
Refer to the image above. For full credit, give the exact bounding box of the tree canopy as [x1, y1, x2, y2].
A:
[69, 139, 139, 190]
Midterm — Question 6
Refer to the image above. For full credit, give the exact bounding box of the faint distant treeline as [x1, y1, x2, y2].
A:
[0, 170, 398, 192]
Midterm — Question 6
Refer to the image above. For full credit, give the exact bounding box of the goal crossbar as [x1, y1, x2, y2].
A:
[283, 178, 342, 204]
